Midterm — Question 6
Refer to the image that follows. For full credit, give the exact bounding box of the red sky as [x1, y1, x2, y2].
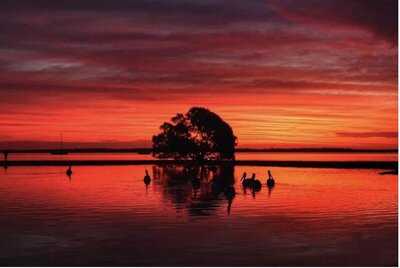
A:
[0, 0, 397, 149]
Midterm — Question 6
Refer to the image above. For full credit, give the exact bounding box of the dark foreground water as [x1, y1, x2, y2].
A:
[0, 165, 397, 266]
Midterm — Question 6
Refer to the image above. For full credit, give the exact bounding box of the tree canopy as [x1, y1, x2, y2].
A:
[152, 107, 237, 161]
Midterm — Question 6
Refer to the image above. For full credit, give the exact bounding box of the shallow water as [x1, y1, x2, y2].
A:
[0, 165, 397, 266]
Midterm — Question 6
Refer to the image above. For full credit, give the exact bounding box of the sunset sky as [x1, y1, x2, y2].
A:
[0, 0, 397, 149]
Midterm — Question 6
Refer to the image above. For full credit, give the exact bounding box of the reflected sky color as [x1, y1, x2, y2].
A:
[0, 1, 397, 149]
[0, 165, 396, 266]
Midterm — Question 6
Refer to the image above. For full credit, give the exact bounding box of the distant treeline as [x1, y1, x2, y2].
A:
[1, 147, 397, 154]
[236, 148, 398, 153]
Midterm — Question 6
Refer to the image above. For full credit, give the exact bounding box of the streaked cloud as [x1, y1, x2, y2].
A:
[337, 132, 398, 138]
[0, 0, 396, 148]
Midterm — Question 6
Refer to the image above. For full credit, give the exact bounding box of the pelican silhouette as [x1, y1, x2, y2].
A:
[266, 170, 275, 187]
[241, 172, 253, 187]
[66, 165, 72, 177]
[252, 174, 262, 191]
[143, 169, 151, 185]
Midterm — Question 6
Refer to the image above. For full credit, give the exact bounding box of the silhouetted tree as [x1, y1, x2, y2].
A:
[152, 107, 237, 161]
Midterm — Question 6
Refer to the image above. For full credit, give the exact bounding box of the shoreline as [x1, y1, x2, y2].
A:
[1, 160, 397, 169]
[0, 148, 397, 154]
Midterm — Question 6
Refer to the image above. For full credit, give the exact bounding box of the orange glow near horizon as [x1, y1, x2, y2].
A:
[0, 91, 396, 149]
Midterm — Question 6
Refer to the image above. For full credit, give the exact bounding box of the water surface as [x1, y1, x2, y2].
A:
[0, 165, 397, 266]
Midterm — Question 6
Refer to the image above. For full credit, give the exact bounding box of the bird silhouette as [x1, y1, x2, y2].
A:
[241, 172, 253, 187]
[66, 165, 72, 177]
[143, 169, 151, 185]
[266, 170, 275, 188]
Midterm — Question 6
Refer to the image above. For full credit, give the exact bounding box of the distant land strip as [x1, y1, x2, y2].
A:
[1, 160, 397, 170]
[0, 148, 398, 154]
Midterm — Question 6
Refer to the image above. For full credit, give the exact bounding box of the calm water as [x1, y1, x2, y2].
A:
[4, 151, 398, 161]
[0, 164, 396, 266]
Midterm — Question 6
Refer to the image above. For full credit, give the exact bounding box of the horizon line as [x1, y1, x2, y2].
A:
[1, 147, 397, 153]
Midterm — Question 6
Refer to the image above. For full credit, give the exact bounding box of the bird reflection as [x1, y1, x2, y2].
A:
[224, 185, 236, 215]
[267, 184, 274, 197]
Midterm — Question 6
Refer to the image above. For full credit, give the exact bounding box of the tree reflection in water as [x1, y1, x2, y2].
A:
[152, 164, 236, 216]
